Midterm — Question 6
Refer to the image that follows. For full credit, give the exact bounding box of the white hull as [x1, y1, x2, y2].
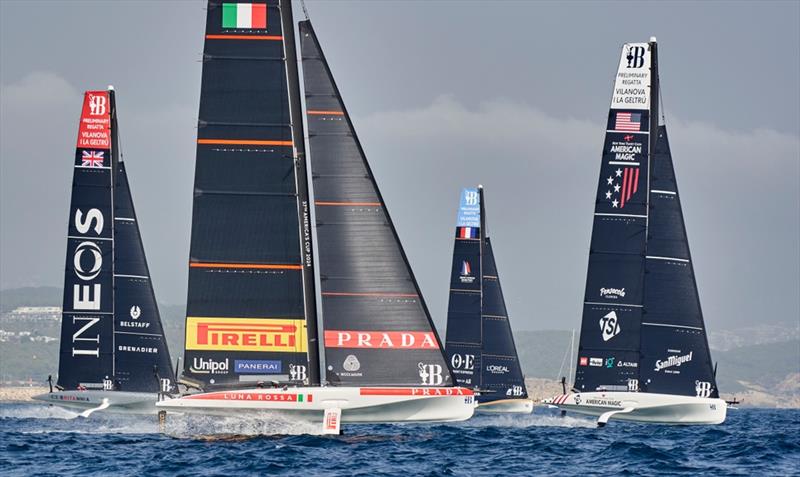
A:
[31, 391, 159, 414]
[544, 391, 727, 425]
[157, 386, 476, 424]
[477, 398, 534, 414]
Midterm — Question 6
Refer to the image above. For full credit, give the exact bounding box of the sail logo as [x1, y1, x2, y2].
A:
[464, 190, 479, 206]
[418, 363, 444, 385]
[130, 306, 141, 319]
[599, 287, 626, 299]
[289, 364, 307, 382]
[579, 357, 589, 366]
[599, 311, 621, 341]
[88, 94, 107, 115]
[589, 358, 603, 367]
[626, 46, 647, 68]
[343, 355, 361, 372]
[185, 317, 307, 352]
[486, 365, 509, 375]
[450, 353, 475, 371]
[459, 261, 475, 284]
[506, 385, 524, 397]
[190, 357, 229, 374]
[654, 351, 693, 372]
[69, 207, 107, 358]
[234, 360, 281, 374]
[324, 330, 439, 349]
[695, 381, 713, 398]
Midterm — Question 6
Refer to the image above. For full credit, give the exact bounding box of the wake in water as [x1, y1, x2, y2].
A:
[163, 411, 323, 439]
[458, 407, 595, 429]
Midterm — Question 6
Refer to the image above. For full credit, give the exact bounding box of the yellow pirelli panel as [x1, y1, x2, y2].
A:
[185, 317, 307, 353]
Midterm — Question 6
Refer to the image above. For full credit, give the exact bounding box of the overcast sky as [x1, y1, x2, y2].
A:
[1, 1, 798, 333]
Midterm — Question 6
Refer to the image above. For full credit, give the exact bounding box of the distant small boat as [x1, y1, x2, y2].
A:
[33, 87, 176, 415]
[156, 0, 474, 433]
[544, 38, 727, 426]
[444, 186, 532, 413]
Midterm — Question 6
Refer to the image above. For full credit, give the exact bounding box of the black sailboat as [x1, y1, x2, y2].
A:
[444, 187, 531, 413]
[158, 1, 474, 432]
[547, 39, 726, 425]
[34, 88, 175, 414]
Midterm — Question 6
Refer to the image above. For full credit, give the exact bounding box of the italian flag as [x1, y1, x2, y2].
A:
[222, 3, 267, 29]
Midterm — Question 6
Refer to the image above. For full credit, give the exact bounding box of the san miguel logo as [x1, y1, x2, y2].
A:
[185, 317, 307, 352]
[324, 330, 439, 349]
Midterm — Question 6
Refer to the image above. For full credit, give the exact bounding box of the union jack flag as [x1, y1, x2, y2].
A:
[81, 150, 105, 167]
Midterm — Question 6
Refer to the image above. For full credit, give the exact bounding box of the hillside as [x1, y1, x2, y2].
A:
[0, 287, 61, 312]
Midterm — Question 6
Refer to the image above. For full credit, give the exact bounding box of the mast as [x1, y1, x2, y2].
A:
[280, 0, 320, 386]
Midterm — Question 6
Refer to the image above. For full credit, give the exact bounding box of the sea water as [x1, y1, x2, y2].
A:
[1, 403, 797, 476]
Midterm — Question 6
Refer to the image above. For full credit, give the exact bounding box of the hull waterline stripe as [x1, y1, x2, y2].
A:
[651, 189, 676, 195]
[646, 255, 690, 263]
[642, 322, 703, 331]
[197, 139, 293, 146]
[190, 262, 302, 270]
[114, 274, 149, 279]
[307, 110, 344, 116]
[322, 292, 418, 298]
[594, 213, 648, 218]
[206, 34, 283, 41]
[584, 301, 643, 308]
[315, 201, 381, 206]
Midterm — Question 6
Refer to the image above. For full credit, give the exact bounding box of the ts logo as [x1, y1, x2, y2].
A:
[418, 362, 443, 385]
[464, 190, 479, 206]
[599, 311, 621, 342]
[626, 46, 646, 68]
[695, 381, 713, 398]
[289, 364, 307, 382]
[450, 353, 475, 371]
[88, 94, 107, 116]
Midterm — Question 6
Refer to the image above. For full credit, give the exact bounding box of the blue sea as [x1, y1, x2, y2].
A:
[1, 403, 798, 476]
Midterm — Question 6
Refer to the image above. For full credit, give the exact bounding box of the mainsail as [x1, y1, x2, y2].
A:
[445, 188, 527, 401]
[182, 0, 318, 388]
[300, 20, 454, 387]
[574, 41, 718, 398]
[58, 89, 173, 392]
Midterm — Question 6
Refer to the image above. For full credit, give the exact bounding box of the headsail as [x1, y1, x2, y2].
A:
[182, 0, 317, 388]
[574, 40, 718, 398]
[58, 89, 173, 393]
[445, 188, 527, 401]
[300, 20, 453, 387]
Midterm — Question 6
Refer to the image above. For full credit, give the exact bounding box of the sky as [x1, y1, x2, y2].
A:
[1, 1, 798, 333]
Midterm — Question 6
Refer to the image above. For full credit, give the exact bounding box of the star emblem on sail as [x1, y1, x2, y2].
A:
[605, 168, 639, 208]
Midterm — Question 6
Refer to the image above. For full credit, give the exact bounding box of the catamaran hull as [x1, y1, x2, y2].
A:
[156, 386, 476, 423]
[546, 392, 727, 425]
[477, 398, 534, 414]
[31, 391, 159, 414]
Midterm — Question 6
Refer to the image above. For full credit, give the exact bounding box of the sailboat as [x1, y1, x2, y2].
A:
[156, 1, 474, 432]
[544, 38, 727, 426]
[33, 88, 176, 415]
[444, 186, 533, 413]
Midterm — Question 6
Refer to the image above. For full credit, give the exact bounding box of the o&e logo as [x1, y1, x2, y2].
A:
[234, 360, 281, 374]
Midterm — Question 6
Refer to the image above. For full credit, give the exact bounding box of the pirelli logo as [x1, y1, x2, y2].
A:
[185, 317, 307, 353]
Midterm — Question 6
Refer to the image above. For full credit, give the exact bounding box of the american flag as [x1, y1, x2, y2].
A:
[619, 167, 639, 208]
[81, 150, 105, 167]
[614, 112, 641, 132]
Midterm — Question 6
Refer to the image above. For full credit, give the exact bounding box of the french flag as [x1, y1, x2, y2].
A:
[461, 261, 471, 275]
[457, 227, 478, 239]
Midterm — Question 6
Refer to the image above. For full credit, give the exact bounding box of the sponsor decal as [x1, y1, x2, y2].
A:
[77, 91, 110, 149]
[459, 261, 475, 284]
[599, 310, 621, 341]
[119, 320, 150, 329]
[628, 379, 639, 391]
[486, 364, 509, 375]
[574, 394, 582, 405]
[456, 226, 479, 239]
[186, 392, 314, 403]
[130, 306, 141, 319]
[324, 330, 439, 349]
[343, 355, 360, 372]
[585, 398, 623, 407]
[289, 364, 307, 382]
[418, 363, 444, 385]
[654, 351, 693, 373]
[589, 357, 603, 367]
[456, 188, 481, 227]
[506, 385, 524, 397]
[617, 360, 638, 368]
[185, 317, 307, 352]
[118, 345, 157, 354]
[51, 394, 91, 402]
[234, 359, 281, 374]
[696, 381, 713, 398]
[222, 3, 267, 29]
[600, 287, 626, 299]
[450, 353, 475, 371]
[579, 357, 588, 366]
[359, 387, 473, 397]
[611, 43, 651, 110]
[80, 150, 105, 168]
[605, 357, 615, 368]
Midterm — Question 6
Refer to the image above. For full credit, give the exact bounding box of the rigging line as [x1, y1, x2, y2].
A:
[555, 333, 571, 381]
[659, 79, 665, 124]
[300, 0, 310, 20]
